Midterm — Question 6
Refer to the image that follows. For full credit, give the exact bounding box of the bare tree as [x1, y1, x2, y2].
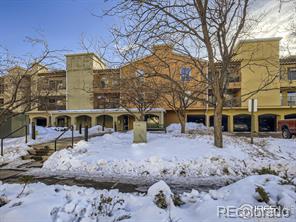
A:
[0, 38, 63, 127]
[119, 68, 162, 121]
[103, 0, 279, 148]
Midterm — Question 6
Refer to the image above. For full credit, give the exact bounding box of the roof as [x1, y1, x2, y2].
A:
[280, 55, 296, 65]
[237, 37, 282, 45]
[65, 52, 106, 66]
[27, 108, 166, 115]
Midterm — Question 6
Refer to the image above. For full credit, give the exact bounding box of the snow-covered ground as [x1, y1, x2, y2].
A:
[42, 126, 296, 181]
[0, 175, 295, 222]
[0, 125, 111, 164]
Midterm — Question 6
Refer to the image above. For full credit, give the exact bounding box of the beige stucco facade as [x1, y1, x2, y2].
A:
[1, 37, 293, 133]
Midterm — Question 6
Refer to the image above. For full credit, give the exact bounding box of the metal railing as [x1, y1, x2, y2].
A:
[54, 125, 74, 151]
[1, 124, 28, 156]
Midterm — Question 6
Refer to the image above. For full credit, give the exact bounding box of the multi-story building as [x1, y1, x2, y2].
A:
[2, 37, 296, 133]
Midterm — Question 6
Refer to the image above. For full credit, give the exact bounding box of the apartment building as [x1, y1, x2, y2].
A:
[2, 37, 296, 133]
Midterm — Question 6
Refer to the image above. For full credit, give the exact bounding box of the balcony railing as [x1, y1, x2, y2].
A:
[281, 95, 296, 106]
[209, 96, 241, 107]
[288, 101, 296, 106]
[224, 98, 241, 107]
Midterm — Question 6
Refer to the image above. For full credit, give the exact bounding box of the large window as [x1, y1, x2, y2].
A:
[288, 68, 296, 80]
[180, 67, 191, 81]
[288, 92, 296, 106]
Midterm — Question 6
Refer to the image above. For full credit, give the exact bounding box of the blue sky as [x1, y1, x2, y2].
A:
[0, 0, 116, 57]
[0, 0, 295, 63]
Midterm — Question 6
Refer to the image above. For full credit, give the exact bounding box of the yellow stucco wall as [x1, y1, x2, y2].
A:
[66, 53, 105, 110]
[236, 38, 281, 107]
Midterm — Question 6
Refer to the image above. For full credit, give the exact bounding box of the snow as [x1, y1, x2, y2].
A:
[0, 125, 111, 164]
[166, 122, 211, 133]
[0, 175, 295, 221]
[42, 130, 296, 181]
[147, 180, 173, 198]
[29, 107, 165, 114]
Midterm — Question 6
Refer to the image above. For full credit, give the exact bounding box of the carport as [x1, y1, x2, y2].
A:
[209, 115, 229, 131]
[33, 117, 47, 127]
[258, 114, 277, 132]
[187, 115, 206, 125]
[233, 114, 251, 132]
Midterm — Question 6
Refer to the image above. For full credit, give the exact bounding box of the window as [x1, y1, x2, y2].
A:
[288, 68, 296, 80]
[57, 80, 65, 89]
[48, 98, 56, 104]
[180, 67, 191, 81]
[0, 98, 3, 105]
[49, 80, 56, 90]
[288, 92, 296, 106]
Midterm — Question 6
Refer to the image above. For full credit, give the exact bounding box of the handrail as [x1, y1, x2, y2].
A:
[1, 124, 28, 156]
[54, 125, 74, 151]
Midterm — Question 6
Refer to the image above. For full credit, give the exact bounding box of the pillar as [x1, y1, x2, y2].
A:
[91, 116, 96, 127]
[254, 114, 259, 133]
[160, 111, 164, 126]
[205, 115, 210, 127]
[113, 115, 118, 130]
[282, 91, 288, 106]
[228, 115, 234, 132]
[48, 116, 52, 127]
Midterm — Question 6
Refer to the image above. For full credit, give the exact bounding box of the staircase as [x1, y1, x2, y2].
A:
[21, 137, 77, 162]
[21, 132, 112, 163]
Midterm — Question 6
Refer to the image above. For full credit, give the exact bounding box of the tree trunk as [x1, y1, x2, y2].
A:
[180, 114, 186, 134]
[214, 98, 223, 148]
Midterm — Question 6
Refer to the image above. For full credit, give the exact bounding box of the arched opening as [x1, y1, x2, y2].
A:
[209, 115, 229, 131]
[118, 114, 135, 131]
[96, 115, 113, 128]
[76, 115, 92, 128]
[145, 114, 160, 128]
[187, 115, 206, 125]
[285, 114, 296, 119]
[233, 114, 251, 132]
[33, 117, 47, 127]
[55, 115, 71, 127]
[258, 114, 277, 132]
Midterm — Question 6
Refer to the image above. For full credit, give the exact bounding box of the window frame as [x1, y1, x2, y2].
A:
[180, 67, 191, 81]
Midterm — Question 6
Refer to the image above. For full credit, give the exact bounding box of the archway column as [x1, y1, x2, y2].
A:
[159, 111, 164, 126]
[253, 114, 259, 133]
[91, 116, 96, 127]
[228, 115, 234, 132]
[205, 115, 210, 128]
[113, 115, 118, 130]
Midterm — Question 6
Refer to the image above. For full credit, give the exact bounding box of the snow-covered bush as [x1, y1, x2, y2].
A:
[148, 181, 184, 209]
[0, 195, 8, 207]
[166, 122, 212, 134]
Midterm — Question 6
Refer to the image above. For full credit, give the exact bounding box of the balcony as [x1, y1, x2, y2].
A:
[281, 95, 296, 106]
[224, 97, 241, 107]
[280, 80, 296, 89]
[209, 96, 241, 107]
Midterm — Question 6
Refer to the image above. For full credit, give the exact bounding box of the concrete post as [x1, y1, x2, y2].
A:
[159, 111, 164, 126]
[229, 115, 234, 132]
[91, 116, 96, 128]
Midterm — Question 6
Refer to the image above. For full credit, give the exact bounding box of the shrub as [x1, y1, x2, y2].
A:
[17, 175, 34, 198]
[91, 194, 125, 217]
[223, 167, 230, 175]
[255, 186, 270, 203]
[154, 191, 168, 209]
[256, 166, 278, 176]
[172, 194, 184, 207]
[0, 195, 8, 207]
